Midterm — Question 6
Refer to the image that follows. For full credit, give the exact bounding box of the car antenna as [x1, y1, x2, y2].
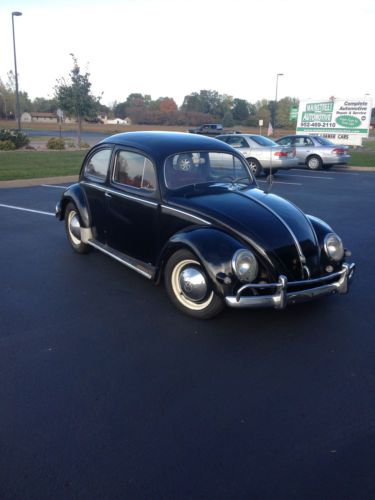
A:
[264, 151, 274, 194]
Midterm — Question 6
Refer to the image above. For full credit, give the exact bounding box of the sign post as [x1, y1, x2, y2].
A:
[259, 119, 263, 135]
[56, 108, 64, 139]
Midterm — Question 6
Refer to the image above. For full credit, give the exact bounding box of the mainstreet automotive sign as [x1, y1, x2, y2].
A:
[296, 98, 373, 145]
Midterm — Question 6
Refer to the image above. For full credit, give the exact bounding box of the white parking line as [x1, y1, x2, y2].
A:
[258, 180, 302, 186]
[40, 184, 70, 189]
[280, 174, 334, 180]
[0, 203, 55, 217]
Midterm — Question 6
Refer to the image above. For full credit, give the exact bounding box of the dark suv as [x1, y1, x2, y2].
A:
[188, 124, 224, 136]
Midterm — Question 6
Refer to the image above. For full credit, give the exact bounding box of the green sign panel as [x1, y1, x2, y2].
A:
[289, 107, 298, 121]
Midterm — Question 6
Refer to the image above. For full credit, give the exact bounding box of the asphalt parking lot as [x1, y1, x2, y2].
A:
[1, 169, 375, 499]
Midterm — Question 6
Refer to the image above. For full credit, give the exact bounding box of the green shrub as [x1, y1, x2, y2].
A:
[46, 137, 65, 150]
[0, 140, 16, 151]
[0, 129, 30, 148]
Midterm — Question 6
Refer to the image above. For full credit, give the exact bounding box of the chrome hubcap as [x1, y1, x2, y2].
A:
[171, 259, 214, 311]
[68, 211, 81, 245]
[179, 267, 208, 301]
[309, 158, 319, 168]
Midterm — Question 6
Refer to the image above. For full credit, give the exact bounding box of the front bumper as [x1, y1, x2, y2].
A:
[225, 262, 355, 309]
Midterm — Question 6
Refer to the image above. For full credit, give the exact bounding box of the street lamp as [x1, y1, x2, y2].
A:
[12, 11, 22, 130]
[273, 73, 284, 132]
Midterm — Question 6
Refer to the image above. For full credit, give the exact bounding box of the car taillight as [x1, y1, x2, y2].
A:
[274, 151, 288, 157]
[332, 148, 346, 155]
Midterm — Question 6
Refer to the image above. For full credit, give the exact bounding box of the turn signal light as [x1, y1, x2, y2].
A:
[332, 148, 346, 155]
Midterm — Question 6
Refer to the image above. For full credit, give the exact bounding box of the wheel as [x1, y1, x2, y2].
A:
[306, 155, 322, 170]
[263, 168, 278, 176]
[64, 202, 90, 254]
[164, 249, 224, 319]
[246, 158, 262, 177]
[176, 154, 193, 171]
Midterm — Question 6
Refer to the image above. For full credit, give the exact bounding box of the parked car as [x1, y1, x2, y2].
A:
[275, 135, 350, 170]
[216, 134, 298, 177]
[56, 131, 355, 319]
[188, 124, 241, 136]
[188, 123, 224, 135]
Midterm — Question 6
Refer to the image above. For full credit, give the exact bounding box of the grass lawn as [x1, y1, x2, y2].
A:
[0, 135, 374, 182]
[0, 150, 86, 181]
[349, 150, 375, 167]
[349, 139, 375, 167]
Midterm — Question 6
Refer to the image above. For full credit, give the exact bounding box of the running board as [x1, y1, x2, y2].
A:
[87, 239, 156, 280]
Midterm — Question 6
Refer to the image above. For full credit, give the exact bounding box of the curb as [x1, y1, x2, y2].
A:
[0, 175, 78, 189]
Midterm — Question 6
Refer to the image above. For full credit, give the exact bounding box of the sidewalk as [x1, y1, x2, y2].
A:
[0, 166, 373, 189]
[0, 175, 78, 189]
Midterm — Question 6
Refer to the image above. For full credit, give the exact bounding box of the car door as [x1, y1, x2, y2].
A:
[226, 136, 251, 155]
[81, 146, 113, 243]
[292, 136, 314, 163]
[106, 148, 159, 264]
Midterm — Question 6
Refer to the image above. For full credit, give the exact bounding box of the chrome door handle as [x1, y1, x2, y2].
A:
[105, 192, 112, 198]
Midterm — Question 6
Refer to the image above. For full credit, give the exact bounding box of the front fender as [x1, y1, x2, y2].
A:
[306, 215, 333, 243]
[57, 183, 91, 228]
[157, 226, 248, 296]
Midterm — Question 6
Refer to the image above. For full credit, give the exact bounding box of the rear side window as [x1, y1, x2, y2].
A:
[113, 151, 156, 191]
[277, 137, 291, 146]
[84, 148, 112, 181]
[226, 136, 248, 148]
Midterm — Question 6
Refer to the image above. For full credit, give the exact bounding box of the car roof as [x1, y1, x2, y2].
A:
[99, 131, 235, 161]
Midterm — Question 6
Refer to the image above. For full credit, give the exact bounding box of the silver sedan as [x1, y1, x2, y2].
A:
[216, 134, 298, 177]
[275, 135, 350, 170]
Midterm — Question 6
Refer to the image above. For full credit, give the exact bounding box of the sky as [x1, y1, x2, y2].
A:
[0, 0, 374, 107]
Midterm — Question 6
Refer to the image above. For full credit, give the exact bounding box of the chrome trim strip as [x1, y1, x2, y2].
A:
[244, 193, 306, 266]
[161, 205, 211, 225]
[82, 181, 158, 207]
[87, 240, 153, 279]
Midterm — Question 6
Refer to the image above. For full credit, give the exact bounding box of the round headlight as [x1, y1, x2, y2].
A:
[324, 233, 344, 262]
[232, 249, 258, 283]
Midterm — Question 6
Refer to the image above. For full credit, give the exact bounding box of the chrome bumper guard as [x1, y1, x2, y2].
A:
[225, 262, 355, 309]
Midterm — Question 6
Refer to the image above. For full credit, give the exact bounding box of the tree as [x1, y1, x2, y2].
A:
[32, 97, 59, 113]
[276, 97, 299, 128]
[55, 54, 101, 144]
[232, 98, 251, 122]
[223, 111, 234, 127]
[158, 97, 177, 113]
[0, 71, 31, 118]
[181, 90, 231, 119]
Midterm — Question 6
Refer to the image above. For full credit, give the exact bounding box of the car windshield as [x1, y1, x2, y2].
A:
[314, 136, 334, 146]
[164, 151, 253, 190]
[249, 135, 278, 147]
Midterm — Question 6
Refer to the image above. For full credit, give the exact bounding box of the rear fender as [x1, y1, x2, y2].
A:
[58, 183, 91, 228]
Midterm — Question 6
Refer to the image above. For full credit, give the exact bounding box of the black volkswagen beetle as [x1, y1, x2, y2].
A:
[56, 131, 355, 319]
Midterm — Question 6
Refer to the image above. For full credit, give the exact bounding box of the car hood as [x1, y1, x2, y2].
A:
[169, 186, 320, 280]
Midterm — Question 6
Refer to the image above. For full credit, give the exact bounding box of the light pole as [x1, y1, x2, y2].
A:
[12, 11, 22, 130]
[273, 73, 284, 133]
